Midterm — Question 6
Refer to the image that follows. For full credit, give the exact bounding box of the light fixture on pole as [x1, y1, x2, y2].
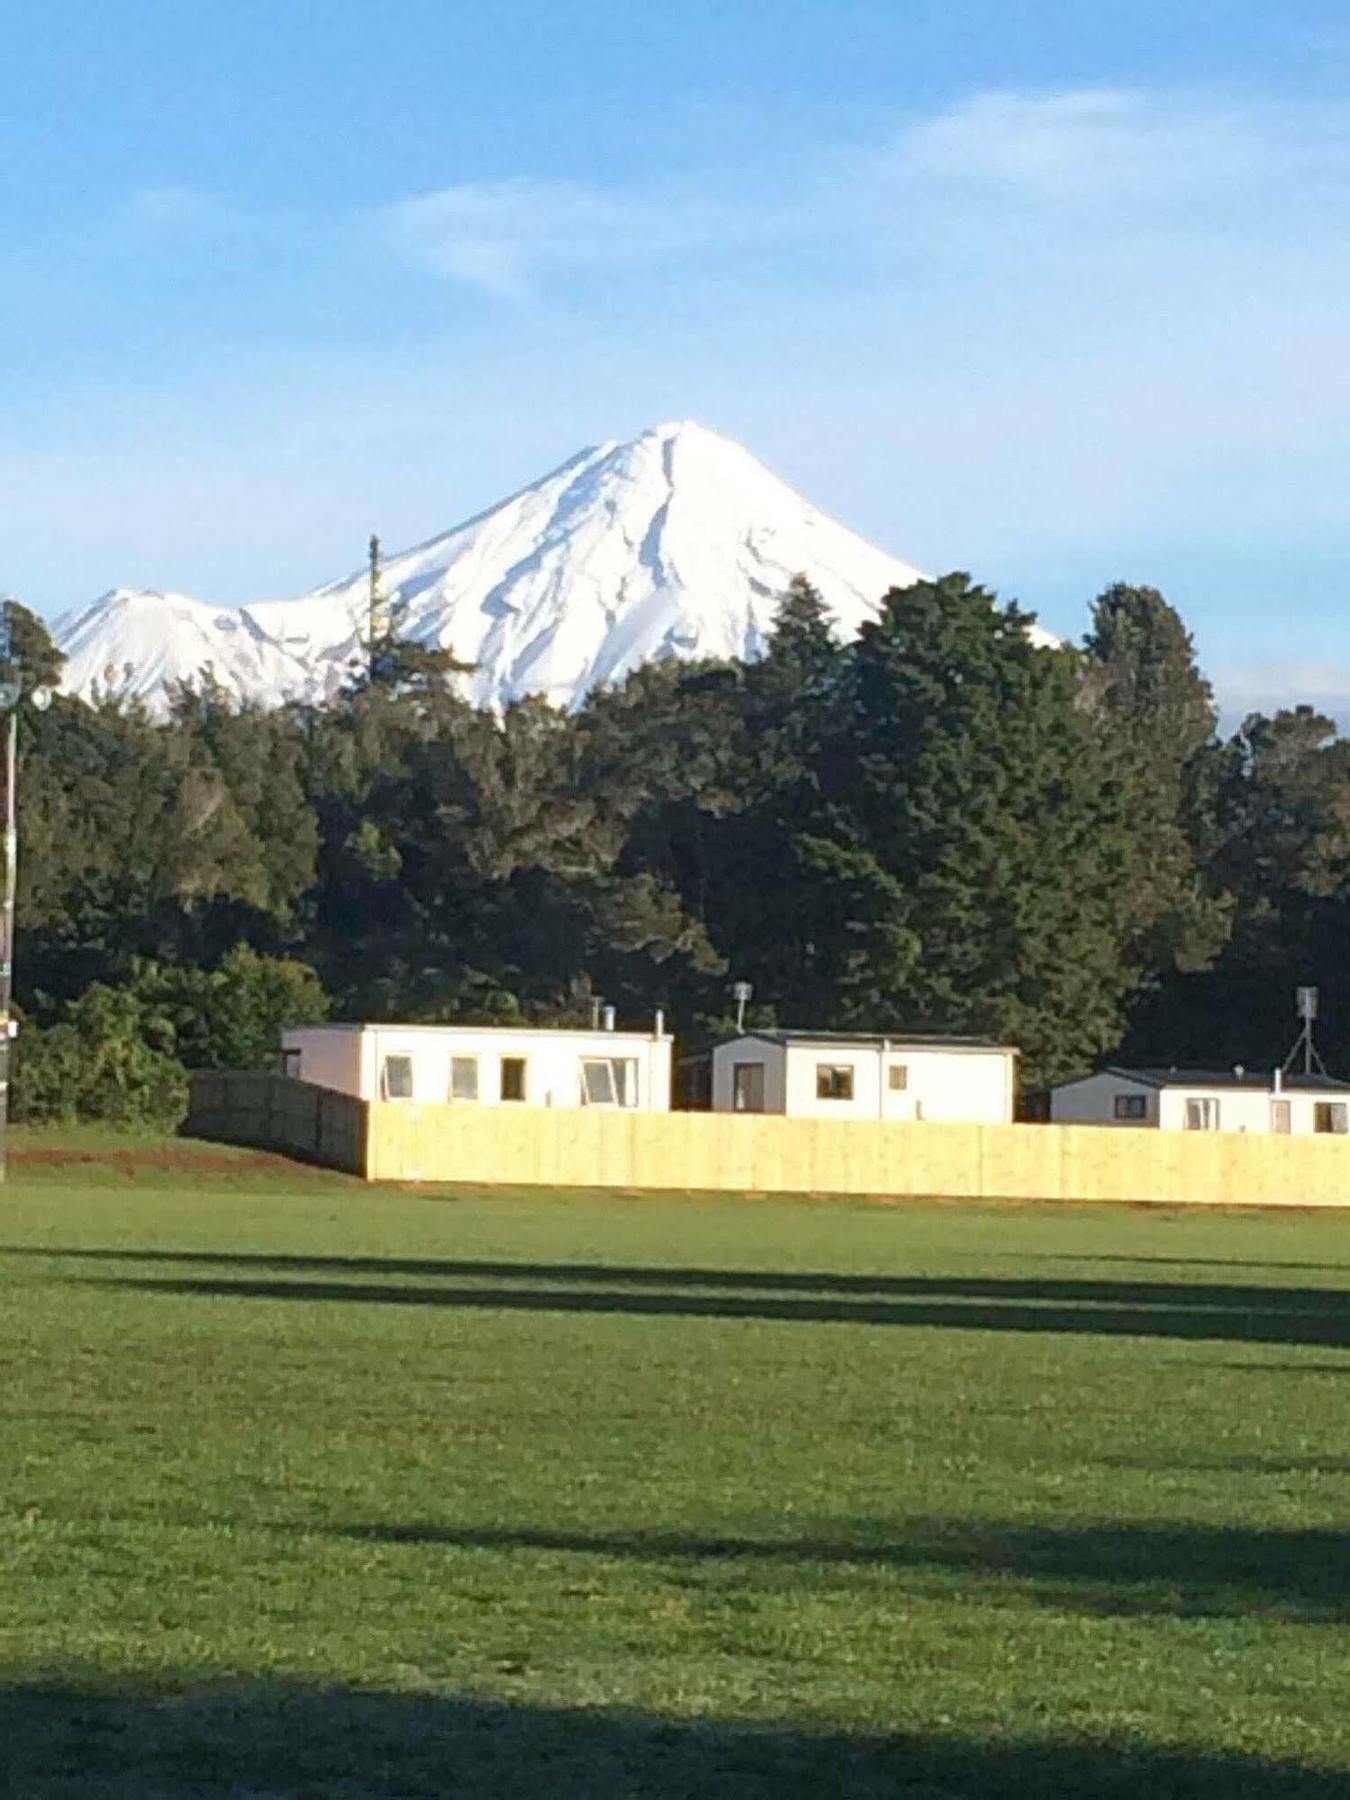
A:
[732, 980, 753, 1034]
[0, 596, 52, 1185]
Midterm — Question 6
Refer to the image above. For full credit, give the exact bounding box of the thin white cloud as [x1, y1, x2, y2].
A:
[124, 185, 286, 245]
[890, 89, 1323, 200]
[382, 177, 789, 299]
[378, 86, 1350, 298]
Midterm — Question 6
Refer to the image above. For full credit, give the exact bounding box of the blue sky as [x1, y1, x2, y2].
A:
[5, 0, 1350, 715]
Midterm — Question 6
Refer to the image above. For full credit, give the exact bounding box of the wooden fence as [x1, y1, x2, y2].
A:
[185, 1075, 1350, 1208]
[185, 1071, 366, 1174]
[364, 1101, 1350, 1208]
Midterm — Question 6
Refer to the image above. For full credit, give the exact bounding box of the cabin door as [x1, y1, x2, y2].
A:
[733, 1062, 766, 1113]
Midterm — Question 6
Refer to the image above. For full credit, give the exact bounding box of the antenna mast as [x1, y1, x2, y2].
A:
[1283, 987, 1326, 1079]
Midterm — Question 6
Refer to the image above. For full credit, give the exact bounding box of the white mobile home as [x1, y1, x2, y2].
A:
[1050, 1067, 1350, 1134]
[710, 1032, 1017, 1123]
[282, 1021, 673, 1112]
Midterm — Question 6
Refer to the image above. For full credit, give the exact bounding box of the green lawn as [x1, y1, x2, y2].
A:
[3, 1139, 1350, 1796]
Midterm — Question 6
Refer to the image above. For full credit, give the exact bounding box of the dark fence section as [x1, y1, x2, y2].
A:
[185, 1072, 367, 1175]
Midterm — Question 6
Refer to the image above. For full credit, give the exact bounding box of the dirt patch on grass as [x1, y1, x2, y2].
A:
[12, 1142, 349, 1179]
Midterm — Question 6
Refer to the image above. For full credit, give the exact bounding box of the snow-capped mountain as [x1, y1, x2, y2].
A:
[56, 421, 939, 713]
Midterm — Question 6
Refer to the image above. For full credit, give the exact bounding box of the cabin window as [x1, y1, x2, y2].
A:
[1113, 1094, 1147, 1120]
[380, 1054, 414, 1100]
[581, 1057, 639, 1108]
[733, 1062, 765, 1113]
[888, 1065, 909, 1092]
[1271, 1100, 1292, 1133]
[500, 1057, 527, 1103]
[282, 1048, 301, 1079]
[450, 1057, 479, 1102]
[1314, 1102, 1349, 1135]
[816, 1064, 855, 1102]
[1184, 1097, 1220, 1131]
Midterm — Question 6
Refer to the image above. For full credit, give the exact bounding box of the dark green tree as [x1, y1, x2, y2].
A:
[1124, 706, 1350, 1068]
[792, 573, 1141, 1083]
[1081, 582, 1230, 977]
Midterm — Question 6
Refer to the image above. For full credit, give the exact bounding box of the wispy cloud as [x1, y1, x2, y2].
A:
[368, 85, 1350, 315]
[889, 88, 1348, 200]
[381, 177, 793, 299]
[116, 89, 1350, 304]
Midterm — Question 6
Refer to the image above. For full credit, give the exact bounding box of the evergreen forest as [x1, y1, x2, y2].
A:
[8, 574, 1348, 1123]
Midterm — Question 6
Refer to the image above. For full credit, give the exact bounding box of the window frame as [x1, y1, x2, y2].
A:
[581, 1058, 618, 1107]
[888, 1064, 909, 1092]
[816, 1063, 855, 1103]
[1314, 1101, 1349, 1135]
[500, 1056, 527, 1103]
[449, 1056, 479, 1102]
[1270, 1098, 1292, 1134]
[578, 1057, 641, 1108]
[380, 1054, 415, 1101]
[1184, 1096, 1220, 1131]
[1113, 1093, 1147, 1121]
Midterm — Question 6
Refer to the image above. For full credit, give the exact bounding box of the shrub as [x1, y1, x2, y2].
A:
[13, 985, 189, 1129]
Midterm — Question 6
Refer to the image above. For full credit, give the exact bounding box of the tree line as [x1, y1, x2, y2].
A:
[8, 572, 1347, 1123]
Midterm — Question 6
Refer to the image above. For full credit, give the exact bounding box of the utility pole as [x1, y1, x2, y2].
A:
[0, 597, 53, 1183]
[0, 700, 15, 1184]
[368, 533, 386, 682]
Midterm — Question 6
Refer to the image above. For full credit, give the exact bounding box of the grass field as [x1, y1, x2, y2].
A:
[3, 1136, 1350, 1795]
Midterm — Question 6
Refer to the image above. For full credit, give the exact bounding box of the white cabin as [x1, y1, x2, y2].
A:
[282, 1022, 673, 1112]
[710, 1031, 1017, 1123]
[1049, 1066, 1350, 1134]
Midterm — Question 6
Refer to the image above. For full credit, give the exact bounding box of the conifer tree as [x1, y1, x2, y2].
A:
[797, 573, 1141, 1083]
[1081, 582, 1229, 977]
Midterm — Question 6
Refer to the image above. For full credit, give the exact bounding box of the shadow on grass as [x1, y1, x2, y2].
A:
[2, 1679, 1345, 1798]
[1102, 1453, 1350, 1475]
[1215, 1362, 1350, 1375]
[56, 1259, 1350, 1349]
[8, 1243, 1350, 1306]
[1041, 1255, 1350, 1274]
[326, 1516, 1350, 1622]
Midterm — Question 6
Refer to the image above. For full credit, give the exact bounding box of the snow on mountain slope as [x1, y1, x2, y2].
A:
[55, 420, 996, 713]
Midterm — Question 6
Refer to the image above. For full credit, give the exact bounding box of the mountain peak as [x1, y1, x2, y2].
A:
[645, 417, 728, 443]
[54, 425, 929, 713]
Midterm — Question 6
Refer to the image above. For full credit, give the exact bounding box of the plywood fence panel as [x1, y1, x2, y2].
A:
[363, 1104, 1350, 1208]
[186, 1075, 1350, 1208]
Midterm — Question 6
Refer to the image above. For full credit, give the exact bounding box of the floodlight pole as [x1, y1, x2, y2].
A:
[0, 706, 16, 1185]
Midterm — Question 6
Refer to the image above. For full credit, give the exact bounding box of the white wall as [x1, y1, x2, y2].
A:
[712, 1038, 1015, 1123]
[283, 1025, 672, 1112]
[1155, 1086, 1339, 1135]
[1052, 1072, 1347, 1134]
